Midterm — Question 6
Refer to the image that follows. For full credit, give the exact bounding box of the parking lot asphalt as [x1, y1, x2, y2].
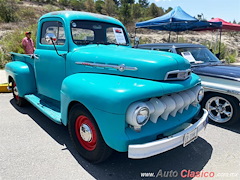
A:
[0, 95, 240, 180]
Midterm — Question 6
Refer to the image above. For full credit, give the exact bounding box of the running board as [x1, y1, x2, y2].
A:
[24, 94, 62, 124]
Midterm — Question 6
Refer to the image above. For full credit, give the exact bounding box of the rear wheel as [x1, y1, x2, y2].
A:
[202, 93, 239, 124]
[12, 80, 26, 107]
[68, 104, 112, 163]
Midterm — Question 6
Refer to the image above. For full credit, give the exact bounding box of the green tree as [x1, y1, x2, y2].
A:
[131, 3, 142, 20]
[113, 0, 120, 7]
[139, 0, 148, 8]
[84, 0, 96, 12]
[120, 0, 134, 5]
[119, 1, 132, 25]
[102, 0, 117, 16]
[148, 3, 163, 18]
[70, 0, 86, 11]
[0, 0, 18, 22]
[59, 0, 70, 6]
[165, 7, 172, 13]
[95, 0, 104, 13]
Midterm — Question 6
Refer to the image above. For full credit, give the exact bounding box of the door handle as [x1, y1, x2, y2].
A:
[30, 54, 39, 59]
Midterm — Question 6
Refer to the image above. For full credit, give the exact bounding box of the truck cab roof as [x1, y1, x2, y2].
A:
[39, 11, 124, 27]
[138, 43, 206, 49]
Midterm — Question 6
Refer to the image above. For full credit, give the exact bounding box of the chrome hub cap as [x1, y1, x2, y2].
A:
[79, 124, 92, 142]
[13, 86, 19, 96]
[205, 96, 233, 123]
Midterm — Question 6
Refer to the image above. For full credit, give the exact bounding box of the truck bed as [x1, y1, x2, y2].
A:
[10, 52, 34, 66]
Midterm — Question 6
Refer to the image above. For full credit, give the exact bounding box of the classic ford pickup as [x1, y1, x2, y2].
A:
[5, 11, 208, 163]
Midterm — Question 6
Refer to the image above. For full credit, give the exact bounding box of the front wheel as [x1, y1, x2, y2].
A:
[202, 93, 240, 124]
[68, 104, 112, 163]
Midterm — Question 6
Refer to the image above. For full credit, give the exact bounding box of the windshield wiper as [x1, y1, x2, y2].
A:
[95, 41, 110, 45]
[96, 42, 128, 46]
[74, 40, 92, 45]
[107, 42, 129, 46]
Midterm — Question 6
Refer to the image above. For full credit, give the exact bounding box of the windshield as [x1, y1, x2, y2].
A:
[176, 47, 220, 64]
[71, 20, 129, 46]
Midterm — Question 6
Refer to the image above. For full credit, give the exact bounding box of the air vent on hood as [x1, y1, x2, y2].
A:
[165, 69, 192, 81]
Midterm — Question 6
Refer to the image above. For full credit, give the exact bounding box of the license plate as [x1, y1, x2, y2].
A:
[183, 128, 198, 147]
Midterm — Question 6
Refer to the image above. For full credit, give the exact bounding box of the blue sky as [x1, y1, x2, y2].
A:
[149, 0, 240, 23]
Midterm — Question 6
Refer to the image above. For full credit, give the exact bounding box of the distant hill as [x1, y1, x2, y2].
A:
[0, 0, 239, 69]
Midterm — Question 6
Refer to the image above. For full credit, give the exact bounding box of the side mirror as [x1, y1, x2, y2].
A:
[44, 33, 64, 57]
[134, 37, 140, 47]
[45, 33, 57, 44]
[215, 53, 221, 59]
[128, 33, 134, 39]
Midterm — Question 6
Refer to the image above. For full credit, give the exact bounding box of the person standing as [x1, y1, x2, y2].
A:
[22, 31, 35, 54]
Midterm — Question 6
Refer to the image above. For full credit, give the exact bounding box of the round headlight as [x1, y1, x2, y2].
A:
[136, 107, 150, 125]
[197, 87, 204, 102]
[126, 102, 151, 131]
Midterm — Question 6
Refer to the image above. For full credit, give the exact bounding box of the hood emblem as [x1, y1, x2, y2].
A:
[76, 62, 138, 72]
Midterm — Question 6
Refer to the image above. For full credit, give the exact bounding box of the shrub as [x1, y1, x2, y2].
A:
[0, 24, 37, 69]
[186, 39, 238, 63]
[0, 49, 8, 69]
[17, 7, 38, 23]
[225, 51, 238, 63]
[0, 0, 19, 23]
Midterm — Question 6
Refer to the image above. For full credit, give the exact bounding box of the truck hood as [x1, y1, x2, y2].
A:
[192, 64, 240, 82]
[69, 45, 190, 81]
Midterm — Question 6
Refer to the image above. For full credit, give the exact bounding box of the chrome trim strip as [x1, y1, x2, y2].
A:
[75, 62, 138, 72]
[193, 72, 240, 82]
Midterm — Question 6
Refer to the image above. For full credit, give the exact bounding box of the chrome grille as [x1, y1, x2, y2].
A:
[145, 85, 201, 123]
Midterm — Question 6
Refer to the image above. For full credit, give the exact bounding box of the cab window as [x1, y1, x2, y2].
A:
[71, 20, 129, 45]
[41, 21, 66, 45]
[153, 48, 172, 52]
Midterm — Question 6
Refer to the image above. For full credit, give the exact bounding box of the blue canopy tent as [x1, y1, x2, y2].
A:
[135, 6, 222, 41]
[136, 6, 222, 32]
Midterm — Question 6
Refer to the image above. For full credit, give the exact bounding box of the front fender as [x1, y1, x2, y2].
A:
[60, 73, 200, 151]
[60, 73, 200, 123]
[5, 61, 37, 97]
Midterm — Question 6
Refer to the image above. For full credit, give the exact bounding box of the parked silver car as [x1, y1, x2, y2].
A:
[138, 43, 240, 124]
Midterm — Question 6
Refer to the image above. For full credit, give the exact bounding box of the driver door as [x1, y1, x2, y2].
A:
[34, 20, 68, 101]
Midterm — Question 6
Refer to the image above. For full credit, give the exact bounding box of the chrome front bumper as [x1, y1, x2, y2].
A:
[128, 109, 208, 159]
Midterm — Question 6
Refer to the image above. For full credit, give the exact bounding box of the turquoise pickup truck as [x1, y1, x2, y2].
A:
[5, 11, 208, 163]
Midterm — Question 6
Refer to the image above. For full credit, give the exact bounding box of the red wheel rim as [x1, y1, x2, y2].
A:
[75, 115, 97, 151]
[13, 82, 19, 101]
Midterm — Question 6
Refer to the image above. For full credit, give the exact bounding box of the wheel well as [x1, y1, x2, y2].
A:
[67, 101, 91, 123]
[8, 76, 13, 84]
[203, 91, 240, 105]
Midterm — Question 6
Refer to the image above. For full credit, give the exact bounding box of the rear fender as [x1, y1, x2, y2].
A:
[5, 61, 37, 97]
